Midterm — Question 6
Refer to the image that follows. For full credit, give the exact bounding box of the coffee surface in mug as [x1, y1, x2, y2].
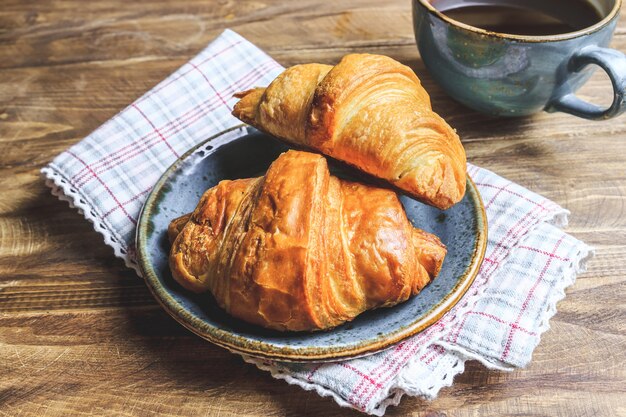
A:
[431, 0, 604, 36]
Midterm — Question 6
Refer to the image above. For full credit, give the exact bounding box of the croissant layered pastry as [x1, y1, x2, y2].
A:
[169, 150, 446, 331]
[232, 53, 467, 210]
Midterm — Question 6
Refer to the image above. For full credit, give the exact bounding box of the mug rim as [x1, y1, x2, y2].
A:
[415, 0, 622, 42]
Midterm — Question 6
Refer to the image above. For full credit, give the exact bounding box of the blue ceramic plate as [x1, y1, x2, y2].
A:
[136, 126, 487, 362]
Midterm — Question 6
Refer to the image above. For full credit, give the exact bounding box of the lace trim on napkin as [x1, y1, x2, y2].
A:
[41, 166, 141, 274]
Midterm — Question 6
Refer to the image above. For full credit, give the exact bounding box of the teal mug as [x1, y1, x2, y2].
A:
[412, 0, 626, 119]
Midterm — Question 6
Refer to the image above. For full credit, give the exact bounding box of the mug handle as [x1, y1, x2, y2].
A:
[547, 45, 626, 120]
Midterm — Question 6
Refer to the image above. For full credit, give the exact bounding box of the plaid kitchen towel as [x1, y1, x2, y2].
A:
[41, 30, 593, 415]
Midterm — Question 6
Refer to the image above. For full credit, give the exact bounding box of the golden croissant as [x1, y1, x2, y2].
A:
[232, 53, 467, 210]
[169, 150, 446, 331]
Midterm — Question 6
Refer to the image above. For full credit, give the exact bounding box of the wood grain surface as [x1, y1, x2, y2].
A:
[1, 1, 625, 416]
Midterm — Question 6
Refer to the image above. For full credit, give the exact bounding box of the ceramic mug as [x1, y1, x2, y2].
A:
[412, 0, 626, 119]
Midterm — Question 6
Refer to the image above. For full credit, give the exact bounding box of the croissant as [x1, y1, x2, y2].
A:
[169, 150, 446, 331]
[232, 53, 467, 210]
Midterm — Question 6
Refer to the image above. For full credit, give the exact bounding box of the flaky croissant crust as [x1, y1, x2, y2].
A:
[233, 53, 467, 210]
[169, 151, 446, 331]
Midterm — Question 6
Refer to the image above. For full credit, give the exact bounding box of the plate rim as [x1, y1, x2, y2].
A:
[136, 125, 488, 362]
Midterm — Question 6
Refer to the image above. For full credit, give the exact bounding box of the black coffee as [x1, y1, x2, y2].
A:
[431, 0, 604, 36]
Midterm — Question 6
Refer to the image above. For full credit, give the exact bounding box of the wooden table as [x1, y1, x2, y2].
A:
[1, 1, 625, 416]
